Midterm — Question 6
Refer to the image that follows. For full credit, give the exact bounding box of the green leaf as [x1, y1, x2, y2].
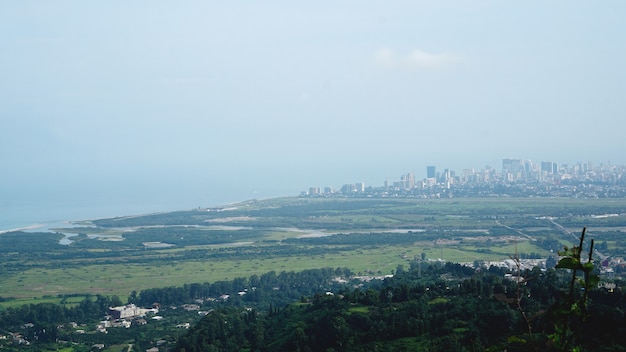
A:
[507, 335, 527, 344]
[555, 257, 582, 270]
[570, 302, 582, 315]
[587, 275, 600, 287]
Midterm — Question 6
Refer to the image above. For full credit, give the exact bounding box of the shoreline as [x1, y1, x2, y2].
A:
[0, 224, 44, 234]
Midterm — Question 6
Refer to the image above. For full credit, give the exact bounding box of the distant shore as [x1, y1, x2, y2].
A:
[0, 224, 44, 234]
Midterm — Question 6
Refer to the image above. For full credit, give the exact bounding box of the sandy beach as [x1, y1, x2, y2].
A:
[0, 224, 44, 234]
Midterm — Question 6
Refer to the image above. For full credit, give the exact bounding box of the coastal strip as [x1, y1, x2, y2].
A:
[0, 224, 43, 234]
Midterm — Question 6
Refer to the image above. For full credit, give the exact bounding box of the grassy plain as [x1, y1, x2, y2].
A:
[2, 197, 626, 302]
[2, 245, 450, 299]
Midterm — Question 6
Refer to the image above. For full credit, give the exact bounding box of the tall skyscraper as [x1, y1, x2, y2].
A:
[406, 173, 415, 189]
[427, 165, 436, 179]
[502, 158, 524, 180]
[541, 161, 558, 175]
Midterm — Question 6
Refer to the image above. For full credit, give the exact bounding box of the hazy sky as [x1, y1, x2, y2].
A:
[1, 1, 625, 214]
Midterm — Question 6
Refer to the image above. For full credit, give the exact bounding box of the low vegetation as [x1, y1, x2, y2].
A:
[1, 197, 626, 350]
[2, 197, 626, 301]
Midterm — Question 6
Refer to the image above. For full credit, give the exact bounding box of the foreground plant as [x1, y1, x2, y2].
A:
[551, 227, 599, 352]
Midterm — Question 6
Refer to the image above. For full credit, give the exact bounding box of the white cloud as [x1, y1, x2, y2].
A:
[373, 48, 462, 70]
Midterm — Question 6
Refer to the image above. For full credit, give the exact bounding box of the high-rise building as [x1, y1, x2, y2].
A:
[427, 166, 436, 179]
[541, 161, 558, 175]
[502, 158, 524, 181]
[444, 169, 451, 182]
[341, 184, 357, 193]
[541, 161, 553, 174]
[523, 160, 533, 179]
[406, 173, 415, 189]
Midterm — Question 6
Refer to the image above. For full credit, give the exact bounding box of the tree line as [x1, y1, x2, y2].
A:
[176, 262, 626, 351]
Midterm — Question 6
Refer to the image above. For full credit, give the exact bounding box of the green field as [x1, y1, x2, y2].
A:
[2, 197, 626, 302]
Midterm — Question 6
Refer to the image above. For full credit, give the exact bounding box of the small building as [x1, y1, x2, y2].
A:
[181, 304, 200, 311]
[109, 304, 156, 320]
[109, 304, 142, 320]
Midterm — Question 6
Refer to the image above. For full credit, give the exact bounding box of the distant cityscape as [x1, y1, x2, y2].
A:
[303, 158, 626, 199]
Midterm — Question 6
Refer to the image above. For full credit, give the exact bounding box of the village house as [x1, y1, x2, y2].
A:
[108, 304, 158, 320]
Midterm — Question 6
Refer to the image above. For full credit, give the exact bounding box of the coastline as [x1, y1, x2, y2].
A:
[0, 224, 44, 234]
[0, 196, 250, 235]
[0, 202, 186, 235]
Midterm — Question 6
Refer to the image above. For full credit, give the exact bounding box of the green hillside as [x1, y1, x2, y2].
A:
[175, 262, 624, 352]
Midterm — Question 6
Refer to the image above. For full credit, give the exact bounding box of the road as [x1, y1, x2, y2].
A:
[547, 218, 607, 261]
[496, 221, 536, 241]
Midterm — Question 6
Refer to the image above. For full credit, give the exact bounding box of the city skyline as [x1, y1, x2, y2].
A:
[307, 158, 625, 195]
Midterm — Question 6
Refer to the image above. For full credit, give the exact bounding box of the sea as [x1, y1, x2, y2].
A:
[0, 190, 260, 234]
[0, 187, 293, 234]
[0, 200, 186, 234]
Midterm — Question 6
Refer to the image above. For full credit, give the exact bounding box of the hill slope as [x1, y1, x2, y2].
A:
[175, 262, 626, 352]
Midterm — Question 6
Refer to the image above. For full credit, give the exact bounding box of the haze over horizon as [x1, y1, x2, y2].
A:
[2, 1, 625, 220]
